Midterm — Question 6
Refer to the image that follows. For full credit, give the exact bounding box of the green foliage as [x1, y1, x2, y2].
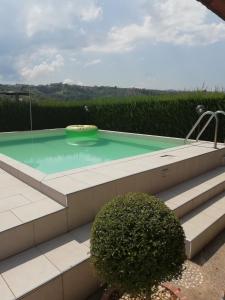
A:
[90, 193, 186, 297]
[1, 92, 225, 141]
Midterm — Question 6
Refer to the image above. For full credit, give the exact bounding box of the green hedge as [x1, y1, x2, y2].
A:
[1, 92, 225, 141]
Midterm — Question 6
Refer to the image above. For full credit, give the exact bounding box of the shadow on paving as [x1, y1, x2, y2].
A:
[193, 229, 225, 266]
[86, 286, 104, 300]
[178, 229, 225, 300]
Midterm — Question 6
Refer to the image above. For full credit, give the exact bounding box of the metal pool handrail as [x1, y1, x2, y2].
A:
[214, 110, 225, 147]
[196, 113, 217, 142]
[185, 111, 218, 148]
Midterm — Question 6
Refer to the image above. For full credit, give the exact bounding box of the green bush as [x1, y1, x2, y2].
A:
[90, 193, 186, 298]
[1, 92, 225, 141]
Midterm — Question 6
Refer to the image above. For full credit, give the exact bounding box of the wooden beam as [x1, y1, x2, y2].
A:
[197, 0, 225, 21]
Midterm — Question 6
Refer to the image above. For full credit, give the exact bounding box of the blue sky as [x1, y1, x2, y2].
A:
[0, 0, 225, 90]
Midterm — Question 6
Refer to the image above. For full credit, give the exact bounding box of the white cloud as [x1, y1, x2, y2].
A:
[84, 58, 101, 67]
[79, 3, 102, 21]
[84, 0, 225, 53]
[25, 0, 103, 37]
[69, 54, 81, 63]
[76, 80, 84, 86]
[152, 0, 225, 45]
[19, 48, 64, 81]
[84, 17, 152, 53]
[1, 0, 225, 87]
[63, 78, 84, 85]
[63, 78, 75, 85]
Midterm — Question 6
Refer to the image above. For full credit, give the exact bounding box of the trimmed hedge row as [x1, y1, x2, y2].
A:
[1, 92, 225, 141]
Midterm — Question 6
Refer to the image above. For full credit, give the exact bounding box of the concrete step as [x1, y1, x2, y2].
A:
[158, 166, 225, 218]
[0, 201, 66, 262]
[0, 169, 67, 262]
[0, 223, 98, 300]
[181, 191, 225, 259]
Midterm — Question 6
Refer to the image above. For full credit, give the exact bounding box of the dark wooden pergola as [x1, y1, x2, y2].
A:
[197, 0, 225, 21]
[0, 91, 29, 101]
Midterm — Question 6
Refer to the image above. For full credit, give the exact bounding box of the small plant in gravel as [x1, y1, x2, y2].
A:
[90, 193, 186, 299]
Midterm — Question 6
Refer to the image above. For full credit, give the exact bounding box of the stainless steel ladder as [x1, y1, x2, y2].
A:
[184, 110, 225, 149]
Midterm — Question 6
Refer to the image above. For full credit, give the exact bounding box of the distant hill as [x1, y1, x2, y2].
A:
[0, 83, 178, 102]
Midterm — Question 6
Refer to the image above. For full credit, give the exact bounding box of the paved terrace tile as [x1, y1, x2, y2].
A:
[0, 211, 22, 232]
[0, 248, 60, 299]
[0, 275, 15, 300]
[0, 168, 64, 233]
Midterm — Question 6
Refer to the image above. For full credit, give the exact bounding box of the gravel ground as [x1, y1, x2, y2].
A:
[176, 229, 225, 300]
[120, 286, 176, 299]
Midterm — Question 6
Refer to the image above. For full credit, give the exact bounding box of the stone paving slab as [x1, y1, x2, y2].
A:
[0, 168, 64, 233]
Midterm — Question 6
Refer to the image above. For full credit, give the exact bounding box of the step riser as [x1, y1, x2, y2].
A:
[0, 209, 67, 262]
[174, 181, 225, 218]
[40, 182, 67, 206]
[185, 214, 225, 259]
[18, 259, 99, 300]
[66, 171, 196, 230]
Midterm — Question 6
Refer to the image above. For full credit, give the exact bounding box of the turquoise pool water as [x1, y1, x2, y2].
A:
[0, 130, 183, 174]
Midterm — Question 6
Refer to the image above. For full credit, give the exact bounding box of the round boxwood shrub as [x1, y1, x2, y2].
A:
[90, 192, 186, 298]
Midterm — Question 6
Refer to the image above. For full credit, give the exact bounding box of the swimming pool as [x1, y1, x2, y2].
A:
[0, 129, 184, 174]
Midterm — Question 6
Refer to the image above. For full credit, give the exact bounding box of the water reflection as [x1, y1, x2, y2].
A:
[66, 136, 110, 147]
